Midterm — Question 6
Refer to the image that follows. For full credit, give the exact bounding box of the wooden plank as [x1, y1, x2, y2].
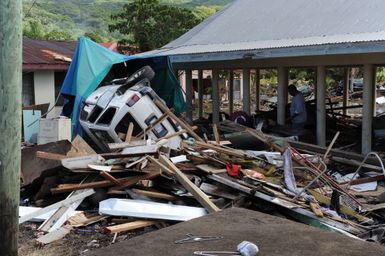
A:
[159, 155, 220, 213]
[287, 138, 385, 166]
[185, 140, 246, 158]
[109, 171, 161, 191]
[213, 123, 220, 144]
[196, 164, 227, 174]
[125, 122, 134, 143]
[105, 220, 158, 234]
[39, 188, 90, 232]
[67, 213, 107, 227]
[36, 225, 72, 244]
[67, 135, 96, 157]
[51, 173, 159, 194]
[154, 99, 203, 142]
[88, 164, 113, 172]
[155, 129, 186, 142]
[309, 202, 324, 218]
[137, 112, 169, 138]
[108, 140, 147, 150]
[131, 188, 178, 201]
[100, 171, 122, 186]
[36, 151, 67, 161]
[62, 155, 105, 170]
[19, 189, 95, 224]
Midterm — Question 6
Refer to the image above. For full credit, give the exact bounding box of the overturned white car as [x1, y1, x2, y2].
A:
[79, 66, 184, 151]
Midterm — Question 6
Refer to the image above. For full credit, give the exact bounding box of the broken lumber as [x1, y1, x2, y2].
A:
[36, 151, 67, 161]
[184, 140, 247, 159]
[158, 155, 220, 213]
[105, 220, 158, 234]
[131, 188, 178, 201]
[125, 122, 134, 143]
[19, 189, 95, 224]
[51, 172, 160, 194]
[137, 112, 169, 138]
[154, 99, 203, 142]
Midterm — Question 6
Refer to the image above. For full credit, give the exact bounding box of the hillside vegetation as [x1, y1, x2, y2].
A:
[22, 0, 230, 41]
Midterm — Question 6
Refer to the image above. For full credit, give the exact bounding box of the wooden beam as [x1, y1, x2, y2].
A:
[154, 99, 203, 141]
[159, 155, 220, 213]
[51, 173, 159, 194]
[19, 189, 95, 224]
[185, 140, 247, 158]
[100, 171, 122, 186]
[131, 188, 178, 201]
[109, 171, 161, 191]
[36, 151, 67, 161]
[105, 220, 158, 234]
[137, 112, 168, 139]
[108, 140, 147, 150]
[125, 122, 134, 143]
[212, 124, 220, 144]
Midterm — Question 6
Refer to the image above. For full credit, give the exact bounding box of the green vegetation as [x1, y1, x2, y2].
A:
[22, 0, 229, 42]
[110, 0, 201, 51]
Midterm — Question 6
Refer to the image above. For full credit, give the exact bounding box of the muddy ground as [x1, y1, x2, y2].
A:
[18, 222, 149, 256]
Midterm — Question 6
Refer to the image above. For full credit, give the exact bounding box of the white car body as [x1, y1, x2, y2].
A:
[80, 83, 183, 151]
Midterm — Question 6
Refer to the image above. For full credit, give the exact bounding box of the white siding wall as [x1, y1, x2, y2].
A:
[33, 71, 61, 118]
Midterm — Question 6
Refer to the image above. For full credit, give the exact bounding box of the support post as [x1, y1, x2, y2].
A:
[185, 69, 193, 121]
[255, 68, 260, 112]
[343, 68, 349, 116]
[229, 70, 234, 115]
[242, 68, 251, 115]
[198, 70, 203, 118]
[316, 66, 326, 147]
[362, 64, 375, 154]
[0, 0, 22, 255]
[277, 67, 288, 125]
[212, 69, 220, 124]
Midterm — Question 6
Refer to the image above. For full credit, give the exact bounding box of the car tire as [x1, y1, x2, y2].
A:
[125, 65, 155, 86]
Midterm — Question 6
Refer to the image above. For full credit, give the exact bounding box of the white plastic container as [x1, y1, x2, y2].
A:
[37, 117, 71, 144]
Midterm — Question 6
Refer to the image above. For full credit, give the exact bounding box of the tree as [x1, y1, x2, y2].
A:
[45, 30, 74, 41]
[109, 0, 200, 52]
[23, 19, 45, 39]
[84, 31, 104, 43]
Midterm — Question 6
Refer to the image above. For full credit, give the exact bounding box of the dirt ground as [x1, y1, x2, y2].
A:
[18, 222, 147, 256]
[87, 208, 385, 256]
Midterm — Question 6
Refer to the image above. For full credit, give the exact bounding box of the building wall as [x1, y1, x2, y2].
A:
[33, 70, 62, 118]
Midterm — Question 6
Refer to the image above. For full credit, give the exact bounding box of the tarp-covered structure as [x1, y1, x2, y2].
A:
[60, 37, 186, 136]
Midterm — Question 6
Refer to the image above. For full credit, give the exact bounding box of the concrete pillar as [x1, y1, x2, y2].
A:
[229, 70, 234, 115]
[316, 66, 326, 147]
[212, 69, 220, 124]
[185, 69, 193, 120]
[277, 67, 288, 125]
[255, 68, 260, 112]
[343, 68, 349, 116]
[362, 64, 375, 154]
[242, 68, 251, 114]
[198, 70, 203, 118]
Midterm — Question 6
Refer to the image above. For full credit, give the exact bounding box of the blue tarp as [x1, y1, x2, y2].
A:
[60, 37, 186, 136]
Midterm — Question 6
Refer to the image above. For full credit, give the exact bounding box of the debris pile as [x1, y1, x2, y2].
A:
[20, 96, 385, 253]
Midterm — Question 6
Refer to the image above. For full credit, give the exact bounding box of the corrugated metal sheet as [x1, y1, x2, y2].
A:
[159, 0, 385, 56]
[23, 38, 77, 67]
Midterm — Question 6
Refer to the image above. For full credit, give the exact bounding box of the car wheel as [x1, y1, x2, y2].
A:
[125, 65, 155, 86]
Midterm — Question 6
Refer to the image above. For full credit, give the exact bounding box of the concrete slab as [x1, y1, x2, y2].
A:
[88, 208, 385, 256]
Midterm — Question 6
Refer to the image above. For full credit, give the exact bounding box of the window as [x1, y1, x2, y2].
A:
[54, 72, 66, 106]
[22, 72, 34, 107]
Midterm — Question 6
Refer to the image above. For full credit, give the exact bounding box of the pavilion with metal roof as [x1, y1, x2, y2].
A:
[140, 0, 385, 154]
